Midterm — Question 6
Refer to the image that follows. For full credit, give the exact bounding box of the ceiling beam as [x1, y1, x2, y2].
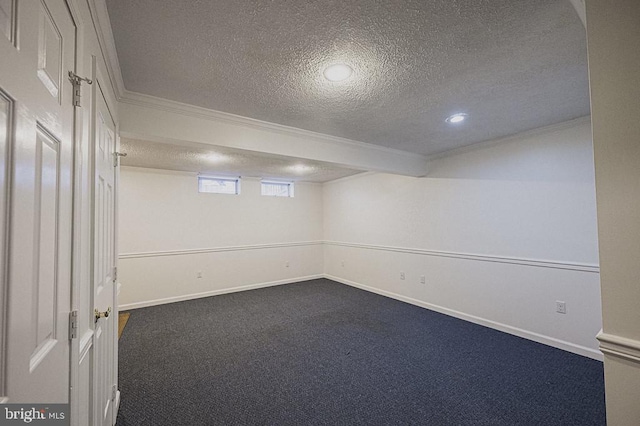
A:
[118, 91, 429, 177]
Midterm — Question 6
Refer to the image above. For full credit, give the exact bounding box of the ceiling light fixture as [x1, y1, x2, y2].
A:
[323, 64, 353, 82]
[201, 152, 228, 164]
[446, 113, 468, 124]
[291, 164, 312, 174]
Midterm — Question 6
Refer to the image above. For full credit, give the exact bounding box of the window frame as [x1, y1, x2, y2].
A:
[261, 180, 295, 198]
[198, 175, 241, 195]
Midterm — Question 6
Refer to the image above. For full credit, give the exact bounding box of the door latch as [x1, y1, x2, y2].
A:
[68, 71, 93, 107]
[95, 307, 112, 323]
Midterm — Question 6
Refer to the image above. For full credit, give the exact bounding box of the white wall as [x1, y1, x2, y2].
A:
[323, 118, 603, 359]
[119, 119, 602, 360]
[118, 167, 324, 308]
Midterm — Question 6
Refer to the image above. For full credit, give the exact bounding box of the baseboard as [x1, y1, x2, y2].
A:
[325, 274, 603, 361]
[118, 272, 603, 361]
[118, 274, 324, 310]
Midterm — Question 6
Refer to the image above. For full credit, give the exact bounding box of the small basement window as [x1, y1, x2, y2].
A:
[198, 176, 240, 195]
[261, 180, 294, 197]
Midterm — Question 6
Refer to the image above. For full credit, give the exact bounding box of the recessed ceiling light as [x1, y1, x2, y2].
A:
[446, 113, 468, 124]
[290, 164, 312, 174]
[323, 64, 353, 82]
[201, 152, 228, 164]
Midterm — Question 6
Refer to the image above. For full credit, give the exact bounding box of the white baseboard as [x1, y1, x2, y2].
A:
[118, 274, 324, 310]
[325, 274, 603, 361]
[118, 273, 603, 361]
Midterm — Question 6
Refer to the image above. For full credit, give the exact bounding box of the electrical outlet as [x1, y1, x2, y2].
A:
[196, 271, 202, 279]
[420, 275, 426, 284]
[285, 261, 290, 268]
[341, 261, 345, 267]
[556, 301, 567, 314]
[400, 272, 405, 280]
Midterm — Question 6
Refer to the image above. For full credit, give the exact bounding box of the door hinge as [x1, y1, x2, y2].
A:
[68, 71, 93, 107]
[113, 152, 127, 167]
[69, 310, 78, 339]
[112, 384, 117, 401]
[113, 266, 118, 282]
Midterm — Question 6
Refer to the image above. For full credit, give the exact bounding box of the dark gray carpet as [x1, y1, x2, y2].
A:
[116, 279, 606, 426]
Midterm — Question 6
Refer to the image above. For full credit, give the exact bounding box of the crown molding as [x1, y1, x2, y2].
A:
[91, 0, 585, 176]
[92, 0, 428, 176]
[426, 116, 592, 162]
[118, 89, 427, 162]
[87, 0, 126, 99]
[322, 171, 375, 185]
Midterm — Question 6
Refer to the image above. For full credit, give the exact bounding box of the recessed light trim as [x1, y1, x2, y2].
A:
[323, 64, 353, 82]
[290, 164, 312, 174]
[201, 152, 229, 164]
[446, 113, 468, 124]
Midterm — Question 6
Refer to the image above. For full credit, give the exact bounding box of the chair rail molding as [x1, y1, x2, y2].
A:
[119, 241, 324, 260]
[325, 241, 600, 273]
[597, 332, 640, 363]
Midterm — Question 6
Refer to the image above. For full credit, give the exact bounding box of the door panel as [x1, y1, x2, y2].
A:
[1, 0, 76, 403]
[31, 124, 60, 372]
[0, 0, 15, 45]
[37, 2, 63, 101]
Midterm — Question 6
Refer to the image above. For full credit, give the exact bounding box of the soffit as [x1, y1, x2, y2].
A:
[120, 138, 362, 183]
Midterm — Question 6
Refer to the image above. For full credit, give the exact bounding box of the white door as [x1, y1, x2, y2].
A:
[92, 80, 117, 426]
[0, 0, 76, 402]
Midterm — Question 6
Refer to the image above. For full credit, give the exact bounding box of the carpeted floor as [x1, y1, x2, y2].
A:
[116, 279, 606, 426]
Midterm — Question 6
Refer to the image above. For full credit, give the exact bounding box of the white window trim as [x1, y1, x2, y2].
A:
[198, 175, 241, 195]
[261, 180, 295, 197]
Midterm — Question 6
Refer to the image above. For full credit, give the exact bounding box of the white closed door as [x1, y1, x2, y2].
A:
[0, 0, 76, 402]
[92, 80, 117, 426]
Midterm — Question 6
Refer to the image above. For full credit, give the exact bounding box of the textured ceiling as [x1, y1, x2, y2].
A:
[120, 138, 362, 183]
[106, 0, 589, 156]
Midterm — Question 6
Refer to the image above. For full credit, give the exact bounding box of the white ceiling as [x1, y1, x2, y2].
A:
[120, 138, 362, 183]
[106, 0, 589, 159]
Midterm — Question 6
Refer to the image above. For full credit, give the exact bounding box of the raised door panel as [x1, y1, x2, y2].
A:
[0, 0, 15, 44]
[37, 1, 62, 101]
[29, 124, 60, 373]
[96, 109, 114, 295]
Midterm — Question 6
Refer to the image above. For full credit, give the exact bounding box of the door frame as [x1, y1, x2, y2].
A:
[67, 0, 87, 422]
